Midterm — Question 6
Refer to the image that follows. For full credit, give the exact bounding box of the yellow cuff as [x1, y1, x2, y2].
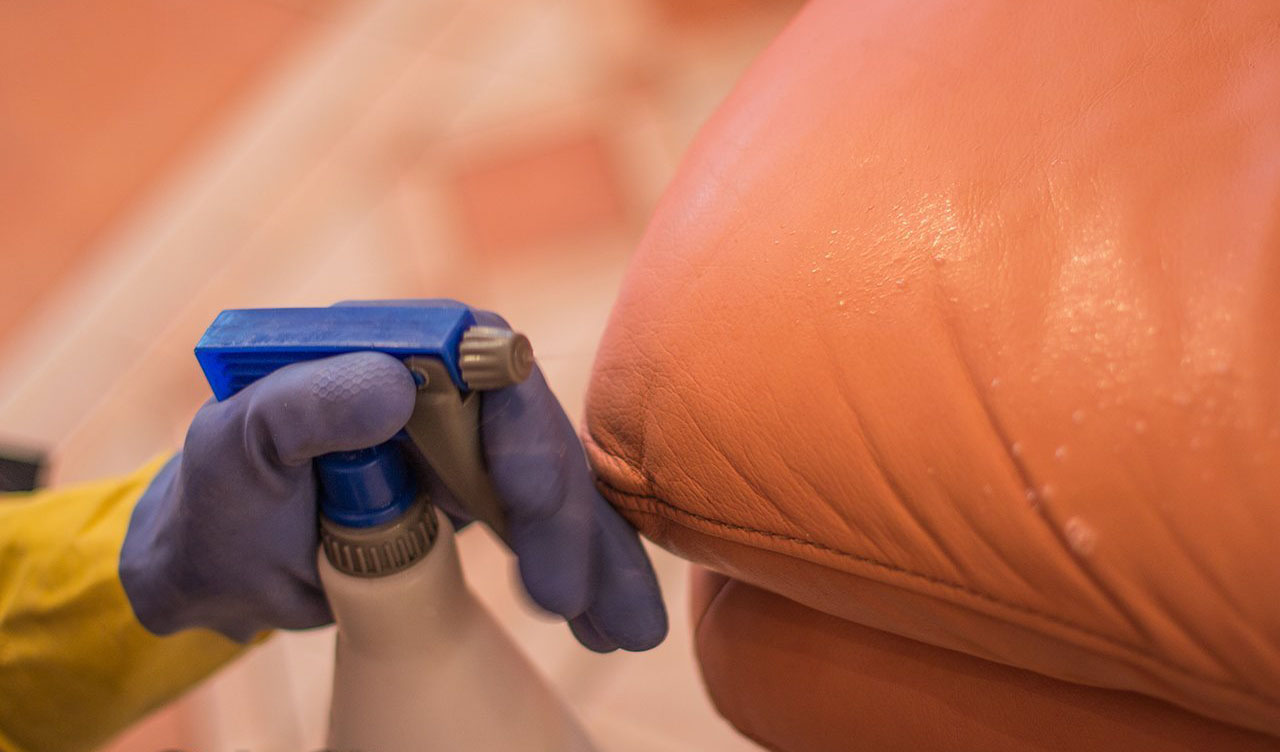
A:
[0, 457, 251, 752]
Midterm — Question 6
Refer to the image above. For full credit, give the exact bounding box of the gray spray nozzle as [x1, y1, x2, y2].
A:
[460, 326, 534, 390]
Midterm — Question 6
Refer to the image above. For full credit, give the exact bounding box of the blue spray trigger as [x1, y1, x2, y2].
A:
[195, 305, 476, 401]
[194, 304, 478, 529]
[194, 303, 530, 535]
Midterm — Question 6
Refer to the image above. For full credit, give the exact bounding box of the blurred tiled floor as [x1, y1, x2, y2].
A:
[0, 0, 800, 749]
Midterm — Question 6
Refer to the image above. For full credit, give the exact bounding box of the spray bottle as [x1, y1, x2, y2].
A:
[195, 304, 596, 752]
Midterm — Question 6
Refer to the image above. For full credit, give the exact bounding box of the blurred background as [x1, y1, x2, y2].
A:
[0, 0, 801, 749]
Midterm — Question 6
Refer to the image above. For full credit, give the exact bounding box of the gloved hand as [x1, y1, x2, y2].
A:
[119, 303, 667, 652]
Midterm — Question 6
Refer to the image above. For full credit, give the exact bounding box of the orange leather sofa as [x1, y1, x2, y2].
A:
[582, 1, 1280, 749]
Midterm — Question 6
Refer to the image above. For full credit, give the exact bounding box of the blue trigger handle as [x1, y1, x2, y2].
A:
[195, 305, 478, 527]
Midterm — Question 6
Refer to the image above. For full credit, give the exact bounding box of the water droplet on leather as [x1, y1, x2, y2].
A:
[1064, 517, 1097, 555]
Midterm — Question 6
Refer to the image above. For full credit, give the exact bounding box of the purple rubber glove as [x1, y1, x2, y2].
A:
[444, 309, 669, 653]
[119, 303, 667, 652]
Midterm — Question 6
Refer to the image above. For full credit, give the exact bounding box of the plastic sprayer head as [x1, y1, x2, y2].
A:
[459, 326, 534, 390]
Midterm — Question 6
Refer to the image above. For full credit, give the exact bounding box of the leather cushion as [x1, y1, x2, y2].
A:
[584, 0, 1280, 737]
[691, 569, 1280, 752]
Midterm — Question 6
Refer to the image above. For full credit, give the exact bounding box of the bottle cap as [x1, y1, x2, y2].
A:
[316, 443, 415, 527]
[320, 496, 437, 577]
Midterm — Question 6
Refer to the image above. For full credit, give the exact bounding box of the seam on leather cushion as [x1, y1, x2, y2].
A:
[581, 430, 651, 497]
[585, 439, 1279, 717]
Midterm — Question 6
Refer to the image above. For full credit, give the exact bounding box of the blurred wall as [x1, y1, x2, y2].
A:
[0, 0, 800, 750]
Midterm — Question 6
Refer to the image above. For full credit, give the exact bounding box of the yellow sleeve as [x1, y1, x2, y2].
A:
[0, 457, 250, 752]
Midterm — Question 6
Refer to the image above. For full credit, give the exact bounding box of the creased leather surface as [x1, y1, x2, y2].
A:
[583, 0, 1280, 737]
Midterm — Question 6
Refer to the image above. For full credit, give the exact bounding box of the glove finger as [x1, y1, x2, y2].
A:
[567, 612, 618, 654]
[506, 498, 594, 618]
[267, 582, 334, 632]
[482, 367, 594, 618]
[239, 351, 417, 466]
[580, 501, 668, 651]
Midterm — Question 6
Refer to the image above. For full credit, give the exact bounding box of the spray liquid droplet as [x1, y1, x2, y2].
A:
[1064, 517, 1097, 555]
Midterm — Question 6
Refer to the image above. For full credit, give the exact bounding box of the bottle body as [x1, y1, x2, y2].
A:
[321, 507, 596, 752]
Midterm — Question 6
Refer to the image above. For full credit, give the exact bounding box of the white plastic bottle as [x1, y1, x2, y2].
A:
[319, 496, 596, 752]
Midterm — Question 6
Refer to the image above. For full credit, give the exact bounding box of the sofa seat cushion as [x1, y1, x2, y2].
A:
[584, 0, 1280, 737]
